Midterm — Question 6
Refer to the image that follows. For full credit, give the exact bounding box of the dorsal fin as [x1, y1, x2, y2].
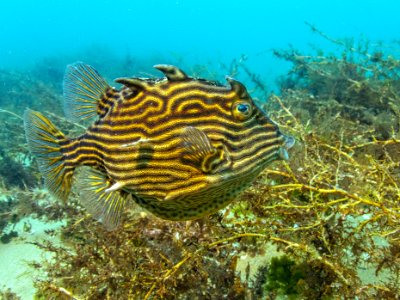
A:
[225, 77, 250, 99]
[63, 62, 116, 122]
[115, 77, 150, 91]
[154, 64, 189, 81]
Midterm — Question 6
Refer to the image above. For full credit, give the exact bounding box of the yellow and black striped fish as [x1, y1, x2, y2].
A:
[24, 62, 294, 229]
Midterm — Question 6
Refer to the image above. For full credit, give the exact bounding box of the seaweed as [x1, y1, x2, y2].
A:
[0, 288, 21, 300]
[273, 23, 400, 140]
[0, 69, 63, 116]
[30, 207, 253, 299]
[263, 255, 305, 297]
[0, 230, 18, 244]
[0, 195, 19, 242]
[0, 145, 36, 189]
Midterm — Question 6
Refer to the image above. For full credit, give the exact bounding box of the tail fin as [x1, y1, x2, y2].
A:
[24, 109, 74, 201]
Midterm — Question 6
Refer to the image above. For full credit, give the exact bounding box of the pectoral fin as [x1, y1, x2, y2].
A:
[75, 167, 129, 230]
[180, 127, 228, 174]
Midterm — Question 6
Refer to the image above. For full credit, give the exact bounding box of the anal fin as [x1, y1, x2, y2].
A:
[75, 167, 129, 230]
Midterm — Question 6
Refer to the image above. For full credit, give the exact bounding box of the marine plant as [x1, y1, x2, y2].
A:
[262, 255, 307, 297]
[0, 288, 21, 300]
[273, 22, 400, 140]
[0, 145, 36, 189]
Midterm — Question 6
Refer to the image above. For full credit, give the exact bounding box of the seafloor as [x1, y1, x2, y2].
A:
[0, 34, 399, 299]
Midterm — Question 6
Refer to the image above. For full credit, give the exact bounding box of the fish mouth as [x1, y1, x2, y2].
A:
[278, 135, 295, 161]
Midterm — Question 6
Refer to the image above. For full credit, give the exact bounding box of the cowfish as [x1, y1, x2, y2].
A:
[24, 62, 294, 229]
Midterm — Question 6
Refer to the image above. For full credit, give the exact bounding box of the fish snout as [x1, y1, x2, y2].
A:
[277, 133, 295, 161]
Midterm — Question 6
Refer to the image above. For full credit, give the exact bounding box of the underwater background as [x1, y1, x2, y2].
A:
[1, 0, 400, 299]
[2, 0, 400, 90]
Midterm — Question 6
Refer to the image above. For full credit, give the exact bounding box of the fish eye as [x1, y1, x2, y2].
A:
[232, 102, 253, 121]
[237, 103, 249, 113]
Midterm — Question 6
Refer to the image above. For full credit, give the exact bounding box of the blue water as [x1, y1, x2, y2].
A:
[1, 0, 400, 90]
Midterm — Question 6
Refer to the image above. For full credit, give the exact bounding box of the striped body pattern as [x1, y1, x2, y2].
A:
[24, 63, 294, 229]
